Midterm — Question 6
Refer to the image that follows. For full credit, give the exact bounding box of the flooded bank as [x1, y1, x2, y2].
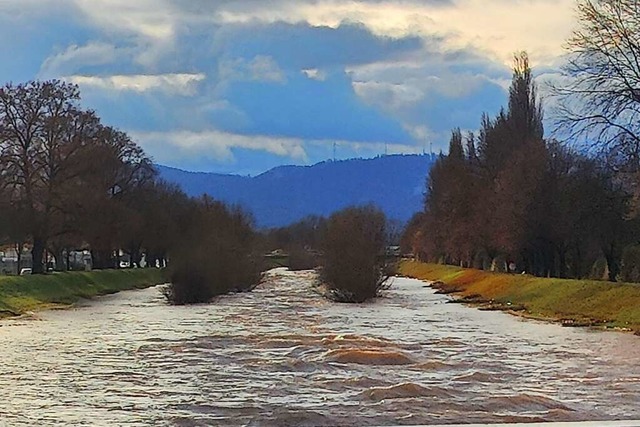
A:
[1, 268, 639, 426]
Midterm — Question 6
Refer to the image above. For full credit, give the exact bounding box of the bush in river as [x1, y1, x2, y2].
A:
[320, 205, 393, 303]
[164, 197, 261, 305]
[287, 246, 321, 271]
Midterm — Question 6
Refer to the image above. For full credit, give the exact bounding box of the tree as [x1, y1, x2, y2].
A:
[423, 130, 478, 266]
[0, 80, 92, 273]
[164, 196, 261, 305]
[554, 0, 640, 158]
[321, 205, 389, 303]
[76, 125, 155, 269]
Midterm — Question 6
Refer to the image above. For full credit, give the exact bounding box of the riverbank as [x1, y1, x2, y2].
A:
[0, 269, 165, 318]
[399, 260, 640, 333]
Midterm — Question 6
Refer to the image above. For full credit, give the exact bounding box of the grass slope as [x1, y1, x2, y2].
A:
[400, 260, 640, 332]
[0, 269, 165, 317]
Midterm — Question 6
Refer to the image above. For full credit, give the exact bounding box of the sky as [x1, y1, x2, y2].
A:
[0, 0, 576, 175]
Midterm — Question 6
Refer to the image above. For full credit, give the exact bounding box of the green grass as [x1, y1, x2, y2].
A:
[400, 260, 640, 331]
[0, 269, 166, 317]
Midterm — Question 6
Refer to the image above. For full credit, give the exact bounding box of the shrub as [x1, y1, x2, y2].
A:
[287, 246, 320, 271]
[164, 197, 261, 305]
[320, 205, 390, 303]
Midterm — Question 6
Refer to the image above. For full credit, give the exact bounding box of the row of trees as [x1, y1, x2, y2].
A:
[404, 0, 640, 281]
[0, 80, 166, 273]
[0, 80, 255, 281]
[404, 54, 634, 280]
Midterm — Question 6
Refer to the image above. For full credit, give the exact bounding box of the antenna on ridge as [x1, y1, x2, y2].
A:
[332, 142, 337, 161]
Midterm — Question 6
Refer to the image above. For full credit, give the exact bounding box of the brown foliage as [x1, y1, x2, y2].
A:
[164, 197, 261, 305]
[320, 205, 389, 303]
[405, 53, 633, 280]
[287, 246, 320, 271]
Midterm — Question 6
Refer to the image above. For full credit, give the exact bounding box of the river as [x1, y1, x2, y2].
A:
[1, 268, 639, 426]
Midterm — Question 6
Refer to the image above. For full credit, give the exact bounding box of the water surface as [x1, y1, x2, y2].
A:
[1, 268, 639, 426]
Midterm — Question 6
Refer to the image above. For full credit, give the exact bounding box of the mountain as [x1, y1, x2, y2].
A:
[156, 154, 435, 229]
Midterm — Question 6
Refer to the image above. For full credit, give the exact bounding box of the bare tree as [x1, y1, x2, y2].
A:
[554, 0, 640, 161]
[78, 125, 155, 269]
[0, 80, 89, 273]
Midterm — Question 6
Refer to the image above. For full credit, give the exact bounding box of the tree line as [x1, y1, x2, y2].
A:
[0, 80, 255, 280]
[403, 54, 628, 279]
[403, 0, 640, 282]
[0, 81, 151, 273]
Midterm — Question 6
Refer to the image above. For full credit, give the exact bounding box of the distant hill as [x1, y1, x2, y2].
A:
[156, 154, 435, 229]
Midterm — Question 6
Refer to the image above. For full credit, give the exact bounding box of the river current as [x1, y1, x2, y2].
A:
[1, 268, 639, 426]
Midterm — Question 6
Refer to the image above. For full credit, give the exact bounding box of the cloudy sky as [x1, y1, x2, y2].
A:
[0, 0, 576, 174]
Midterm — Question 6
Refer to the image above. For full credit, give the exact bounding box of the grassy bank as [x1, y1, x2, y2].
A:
[0, 269, 165, 318]
[400, 260, 640, 332]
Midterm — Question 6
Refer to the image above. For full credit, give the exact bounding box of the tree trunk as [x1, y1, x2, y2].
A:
[32, 237, 45, 274]
[15, 242, 22, 275]
[51, 246, 66, 271]
[129, 245, 142, 268]
[58, 249, 67, 271]
[605, 251, 620, 282]
[91, 249, 114, 270]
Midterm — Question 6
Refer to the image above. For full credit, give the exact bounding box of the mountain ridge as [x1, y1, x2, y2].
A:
[156, 154, 435, 228]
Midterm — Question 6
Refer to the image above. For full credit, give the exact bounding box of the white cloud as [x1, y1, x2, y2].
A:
[39, 42, 125, 78]
[132, 129, 421, 166]
[219, 55, 286, 83]
[302, 68, 327, 81]
[347, 51, 509, 133]
[65, 73, 206, 95]
[213, 0, 575, 66]
[133, 130, 309, 164]
[63, 1, 576, 68]
[72, 0, 176, 41]
[351, 71, 493, 110]
[70, 0, 189, 67]
[248, 55, 286, 82]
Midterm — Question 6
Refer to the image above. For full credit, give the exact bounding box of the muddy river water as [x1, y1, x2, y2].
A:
[1, 268, 639, 426]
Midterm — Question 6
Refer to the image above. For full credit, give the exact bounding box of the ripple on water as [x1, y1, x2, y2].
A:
[1, 269, 640, 426]
[361, 382, 457, 401]
[324, 348, 416, 365]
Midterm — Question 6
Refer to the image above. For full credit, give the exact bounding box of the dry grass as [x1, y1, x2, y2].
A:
[400, 260, 640, 331]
